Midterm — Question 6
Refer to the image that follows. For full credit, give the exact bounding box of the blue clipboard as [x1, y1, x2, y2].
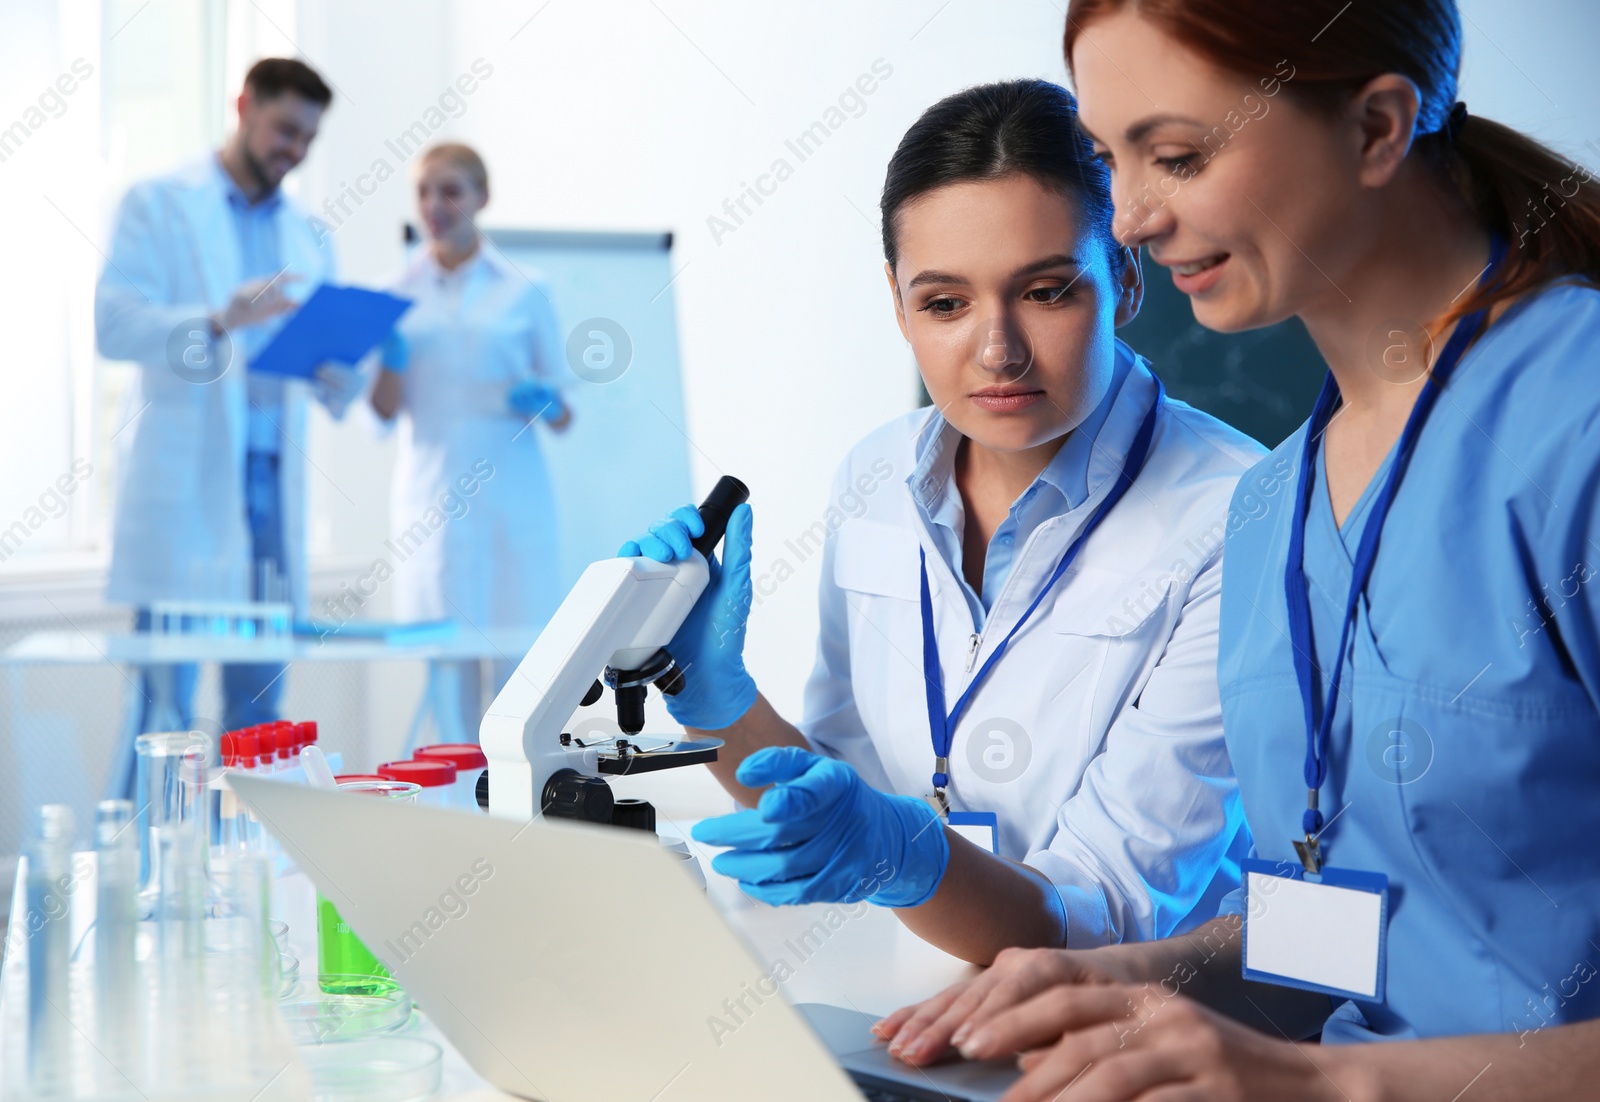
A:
[249, 283, 412, 379]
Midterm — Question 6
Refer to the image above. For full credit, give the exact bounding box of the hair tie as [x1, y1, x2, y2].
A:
[1440, 100, 1468, 143]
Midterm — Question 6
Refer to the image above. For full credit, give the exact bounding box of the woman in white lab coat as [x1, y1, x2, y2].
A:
[629, 81, 1265, 963]
[371, 143, 570, 735]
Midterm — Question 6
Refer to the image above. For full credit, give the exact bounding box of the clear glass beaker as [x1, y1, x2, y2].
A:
[316, 780, 420, 995]
[134, 730, 216, 918]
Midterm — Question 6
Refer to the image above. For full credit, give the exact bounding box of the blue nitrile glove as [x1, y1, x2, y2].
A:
[507, 380, 566, 421]
[692, 746, 950, 908]
[313, 362, 364, 420]
[379, 330, 410, 373]
[617, 501, 757, 729]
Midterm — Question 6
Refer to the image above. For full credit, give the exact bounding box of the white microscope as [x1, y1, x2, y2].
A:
[477, 477, 748, 831]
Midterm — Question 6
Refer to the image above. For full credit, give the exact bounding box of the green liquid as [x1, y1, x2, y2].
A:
[317, 892, 392, 995]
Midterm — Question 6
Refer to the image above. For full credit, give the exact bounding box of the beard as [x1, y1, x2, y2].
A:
[241, 143, 286, 195]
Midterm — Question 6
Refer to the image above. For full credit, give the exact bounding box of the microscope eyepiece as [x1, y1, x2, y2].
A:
[690, 475, 750, 559]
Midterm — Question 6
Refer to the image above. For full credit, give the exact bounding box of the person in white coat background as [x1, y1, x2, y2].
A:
[627, 81, 1264, 965]
[95, 58, 365, 744]
[369, 142, 571, 742]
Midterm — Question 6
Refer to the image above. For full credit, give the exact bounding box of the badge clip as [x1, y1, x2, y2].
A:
[1292, 833, 1322, 875]
[930, 756, 951, 816]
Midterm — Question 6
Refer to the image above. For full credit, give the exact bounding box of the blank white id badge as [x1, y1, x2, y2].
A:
[946, 811, 1000, 855]
[1242, 858, 1388, 1003]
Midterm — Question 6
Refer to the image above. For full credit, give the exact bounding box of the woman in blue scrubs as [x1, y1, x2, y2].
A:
[878, 1, 1600, 1097]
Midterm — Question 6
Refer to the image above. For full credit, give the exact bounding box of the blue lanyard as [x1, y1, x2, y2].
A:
[1285, 237, 1505, 870]
[918, 378, 1164, 802]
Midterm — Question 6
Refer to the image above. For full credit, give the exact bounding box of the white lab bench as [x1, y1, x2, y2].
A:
[1, 626, 545, 802]
[0, 772, 976, 1099]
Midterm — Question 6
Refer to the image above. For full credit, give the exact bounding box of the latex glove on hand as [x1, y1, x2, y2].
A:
[313, 362, 364, 420]
[617, 501, 756, 729]
[507, 381, 567, 422]
[692, 746, 950, 908]
[379, 330, 410, 373]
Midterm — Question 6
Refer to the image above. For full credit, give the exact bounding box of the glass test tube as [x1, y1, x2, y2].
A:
[317, 780, 420, 995]
[25, 805, 75, 1097]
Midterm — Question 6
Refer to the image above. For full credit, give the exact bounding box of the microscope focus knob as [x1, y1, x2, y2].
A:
[540, 768, 615, 824]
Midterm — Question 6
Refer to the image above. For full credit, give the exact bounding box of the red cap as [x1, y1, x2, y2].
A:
[220, 732, 237, 767]
[333, 773, 387, 784]
[377, 759, 457, 787]
[415, 744, 487, 771]
[235, 729, 261, 767]
[275, 721, 296, 760]
[295, 721, 318, 747]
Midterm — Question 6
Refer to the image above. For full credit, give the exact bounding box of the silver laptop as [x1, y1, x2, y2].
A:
[231, 776, 1018, 1101]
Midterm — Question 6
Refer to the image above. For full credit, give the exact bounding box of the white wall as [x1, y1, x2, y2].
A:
[1458, 0, 1600, 164]
[291, 0, 1076, 721]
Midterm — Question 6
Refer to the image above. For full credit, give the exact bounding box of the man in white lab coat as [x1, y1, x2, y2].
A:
[95, 58, 363, 738]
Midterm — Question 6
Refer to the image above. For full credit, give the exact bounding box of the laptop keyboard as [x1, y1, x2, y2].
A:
[850, 1070, 978, 1102]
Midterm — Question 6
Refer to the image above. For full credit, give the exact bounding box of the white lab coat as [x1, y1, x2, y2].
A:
[802, 349, 1265, 946]
[385, 247, 564, 630]
[94, 157, 337, 615]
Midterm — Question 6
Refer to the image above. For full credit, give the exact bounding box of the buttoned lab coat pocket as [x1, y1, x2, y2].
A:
[1046, 568, 1176, 742]
[832, 519, 920, 601]
[831, 520, 925, 736]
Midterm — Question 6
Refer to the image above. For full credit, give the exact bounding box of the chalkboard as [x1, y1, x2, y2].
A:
[1119, 251, 1326, 448]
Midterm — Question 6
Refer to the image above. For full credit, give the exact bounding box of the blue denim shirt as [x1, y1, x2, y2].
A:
[216, 157, 286, 455]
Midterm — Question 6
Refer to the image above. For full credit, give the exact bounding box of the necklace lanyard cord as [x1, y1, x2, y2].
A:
[1284, 236, 1507, 842]
[920, 377, 1166, 799]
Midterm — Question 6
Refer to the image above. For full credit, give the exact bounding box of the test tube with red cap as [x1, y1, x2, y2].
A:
[274, 722, 296, 771]
[413, 744, 488, 811]
[241, 725, 269, 772]
[288, 722, 306, 772]
[376, 759, 457, 809]
[253, 723, 274, 772]
[239, 728, 262, 773]
[219, 729, 262, 850]
[294, 721, 318, 760]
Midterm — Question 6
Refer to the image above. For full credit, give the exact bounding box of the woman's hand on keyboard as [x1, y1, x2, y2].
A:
[873, 946, 1132, 1067]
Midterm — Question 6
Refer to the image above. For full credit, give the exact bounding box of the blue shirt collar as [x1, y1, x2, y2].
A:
[215, 154, 283, 214]
[908, 337, 1138, 522]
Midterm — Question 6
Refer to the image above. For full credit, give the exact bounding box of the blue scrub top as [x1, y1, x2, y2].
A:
[1219, 281, 1600, 1043]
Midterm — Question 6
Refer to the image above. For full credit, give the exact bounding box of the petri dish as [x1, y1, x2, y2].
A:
[297, 1037, 441, 1102]
[278, 950, 301, 998]
[280, 975, 413, 1044]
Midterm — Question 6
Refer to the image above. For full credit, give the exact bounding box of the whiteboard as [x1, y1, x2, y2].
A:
[479, 227, 693, 591]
